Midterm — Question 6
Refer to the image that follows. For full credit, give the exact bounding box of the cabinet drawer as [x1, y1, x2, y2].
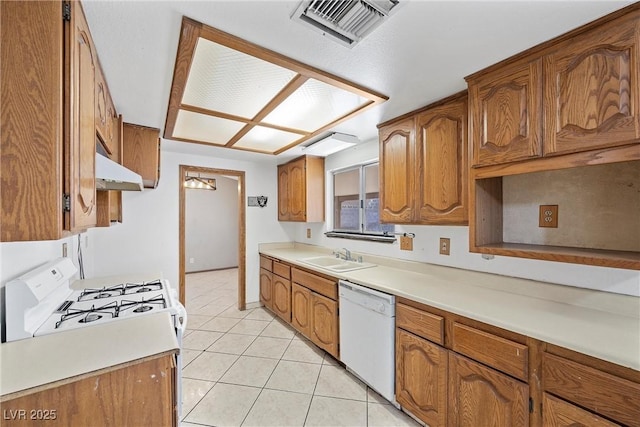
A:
[291, 268, 337, 300]
[273, 261, 290, 279]
[543, 353, 640, 427]
[543, 393, 621, 427]
[395, 303, 444, 345]
[452, 323, 528, 381]
[260, 256, 272, 272]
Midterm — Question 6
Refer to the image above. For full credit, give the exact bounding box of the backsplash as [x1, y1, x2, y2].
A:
[503, 161, 640, 252]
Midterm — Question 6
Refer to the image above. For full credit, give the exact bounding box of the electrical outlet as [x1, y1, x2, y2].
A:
[400, 236, 413, 251]
[539, 205, 558, 228]
[439, 238, 451, 255]
[189, 257, 195, 264]
[306, 228, 311, 238]
[62, 243, 68, 257]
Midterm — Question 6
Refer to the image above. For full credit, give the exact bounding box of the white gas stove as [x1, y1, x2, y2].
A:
[5, 258, 185, 340]
[4, 257, 187, 418]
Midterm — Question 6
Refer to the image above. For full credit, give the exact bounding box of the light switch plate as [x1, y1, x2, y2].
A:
[400, 236, 413, 251]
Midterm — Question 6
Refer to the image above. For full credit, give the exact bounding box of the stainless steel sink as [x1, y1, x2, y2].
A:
[300, 256, 376, 272]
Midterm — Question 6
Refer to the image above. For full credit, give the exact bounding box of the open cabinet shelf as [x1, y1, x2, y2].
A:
[474, 243, 640, 270]
[469, 147, 640, 271]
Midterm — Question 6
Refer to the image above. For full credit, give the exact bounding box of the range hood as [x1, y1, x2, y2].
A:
[95, 153, 143, 191]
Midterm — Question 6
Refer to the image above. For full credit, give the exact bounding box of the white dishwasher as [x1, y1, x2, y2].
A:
[339, 280, 396, 404]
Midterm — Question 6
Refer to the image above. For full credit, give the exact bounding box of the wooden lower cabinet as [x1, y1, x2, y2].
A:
[1, 354, 176, 426]
[542, 352, 640, 426]
[272, 274, 291, 322]
[309, 292, 338, 358]
[449, 352, 529, 427]
[542, 393, 620, 427]
[291, 283, 312, 337]
[396, 329, 447, 427]
[259, 268, 273, 310]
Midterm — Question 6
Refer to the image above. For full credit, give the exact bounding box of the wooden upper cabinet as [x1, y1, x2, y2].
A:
[277, 155, 324, 222]
[396, 329, 447, 427]
[123, 123, 161, 188]
[543, 11, 640, 156]
[288, 158, 306, 221]
[379, 92, 468, 225]
[95, 60, 117, 156]
[467, 5, 639, 168]
[1, 1, 64, 241]
[416, 95, 468, 224]
[449, 352, 529, 427]
[277, 165, 290, 220]
[66, 0, 97, 233]
[379, 118, 416, 223]
[468, 59, 543, 167]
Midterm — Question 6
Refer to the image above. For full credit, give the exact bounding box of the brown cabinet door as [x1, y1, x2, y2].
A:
[272, 275, 291, 323]
[122, 123, 160, 188]
[1, 1, 64, 241]
[310, 292, 338, 358]
[543, 12, 640, 156]
[448, 353, 529, 427]
[396, 329, 447, 427]
[415, 96, 468, 224]
[379, 118, 416, 223]
[469, 59, 543, 167]
[542, 393, 621, 427]
[288, 158, 306, 221]
[259, 268, 273, 310]
[66, 1, 97, 232]
[95, 64, 110, 153]
[291, 283, 312, 337]
[277, 164, 290, 220]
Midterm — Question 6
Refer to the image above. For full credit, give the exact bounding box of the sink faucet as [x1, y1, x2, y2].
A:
[334, 248, 351, 261]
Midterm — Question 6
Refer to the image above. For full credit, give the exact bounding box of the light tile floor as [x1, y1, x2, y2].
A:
[180, 269, 422, 427]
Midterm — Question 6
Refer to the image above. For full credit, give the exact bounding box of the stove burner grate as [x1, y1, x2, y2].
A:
[77, 285, 125, 302]
[55, 301, 118, 329]
[80, 313, 103, 323]
[124, 280, 163, 295]
[119, 294, 166, 315]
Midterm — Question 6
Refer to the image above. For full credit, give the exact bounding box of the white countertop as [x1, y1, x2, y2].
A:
[260, 243, 640, 371]
[0, 312, 178, 398]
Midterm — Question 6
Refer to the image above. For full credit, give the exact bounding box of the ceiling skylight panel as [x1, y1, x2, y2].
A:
[181, 38, 297, 118]
[233, 126, 303, 153]
[262, 78, 369, 131]
[173, 110, 245, 145]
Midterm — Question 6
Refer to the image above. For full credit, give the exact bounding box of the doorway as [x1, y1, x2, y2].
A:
[178, 165, 246, 310]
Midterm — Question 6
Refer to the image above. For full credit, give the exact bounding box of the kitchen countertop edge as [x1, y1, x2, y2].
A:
[0, 311, 179, 398]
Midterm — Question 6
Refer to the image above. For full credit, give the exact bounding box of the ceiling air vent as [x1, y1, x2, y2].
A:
[292, 0, 401, 48]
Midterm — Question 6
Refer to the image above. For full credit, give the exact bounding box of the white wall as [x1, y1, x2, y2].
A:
[0, 231, 96, 341]
[89, 143, 293, 303]
[293, 139, 640, 297]
[0, 232, 95, 286]
[185, 175, 239, 272]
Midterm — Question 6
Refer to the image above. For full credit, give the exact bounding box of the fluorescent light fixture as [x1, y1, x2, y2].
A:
[302, 132, 359, 157]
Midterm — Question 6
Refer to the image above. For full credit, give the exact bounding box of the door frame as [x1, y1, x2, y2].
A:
[178, 165, 246, 310]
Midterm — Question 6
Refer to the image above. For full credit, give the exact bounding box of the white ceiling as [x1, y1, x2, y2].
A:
[82, 0, 633, 163]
